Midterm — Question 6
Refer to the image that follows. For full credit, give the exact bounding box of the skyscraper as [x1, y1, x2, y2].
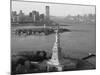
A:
[11, 11, 17, 23]
[45, 6, 50, 21]
[18, 10, 24, 23]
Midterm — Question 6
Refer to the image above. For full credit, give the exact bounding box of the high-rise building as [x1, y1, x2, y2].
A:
[45, 6, 50, 21]
[32, 11, 40, 22]
[35, 11, 40, 22]
[29, 12, 32, 17]
[32, 11, 36, 22]
[18, 10, 25, 23]
[11, 11, 18, 23]
[39, 14, 44, 22]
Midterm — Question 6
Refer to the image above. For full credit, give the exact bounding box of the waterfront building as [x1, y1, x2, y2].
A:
[39, 14, 45, 22]
[18, 10, 25, 23]
[24, 15, 33, 23]
[45, 6, 50, 21]
[11, 11, 18, 23]
[35, 11, 40, 22]
[29, 12, 32, 17]
[32, 11, 40, 23]
[32, 11, 37, 22]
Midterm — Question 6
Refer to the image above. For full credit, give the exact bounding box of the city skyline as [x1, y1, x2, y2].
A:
[12, 1, 95, 17]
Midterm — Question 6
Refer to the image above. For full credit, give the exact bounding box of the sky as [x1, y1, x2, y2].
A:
[12, 1, 95, 17]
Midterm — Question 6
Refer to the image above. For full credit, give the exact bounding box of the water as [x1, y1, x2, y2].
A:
[11, 24, 96, 59]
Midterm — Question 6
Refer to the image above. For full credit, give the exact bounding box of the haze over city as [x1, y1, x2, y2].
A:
[12, 1, 95, 17]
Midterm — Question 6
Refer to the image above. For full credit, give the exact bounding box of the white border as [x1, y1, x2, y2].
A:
[0, 0, 98, 75]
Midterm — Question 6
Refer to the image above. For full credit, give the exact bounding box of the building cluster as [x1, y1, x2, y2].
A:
[11, 5, 96, 25]
[11, 10, 45, 23]
[65, 14, 96, 24]
[11, 6, 50, 24]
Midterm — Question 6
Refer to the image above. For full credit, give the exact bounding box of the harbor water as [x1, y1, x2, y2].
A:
[11, 24, 96, 63]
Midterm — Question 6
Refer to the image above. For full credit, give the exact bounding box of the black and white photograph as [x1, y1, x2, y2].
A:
[11, 0, 96, 74]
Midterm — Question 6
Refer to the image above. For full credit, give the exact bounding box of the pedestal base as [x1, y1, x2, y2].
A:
[47, 60, 62, 72]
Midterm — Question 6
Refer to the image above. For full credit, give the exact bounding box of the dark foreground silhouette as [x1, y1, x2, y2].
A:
[11, 51, 96, 75]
